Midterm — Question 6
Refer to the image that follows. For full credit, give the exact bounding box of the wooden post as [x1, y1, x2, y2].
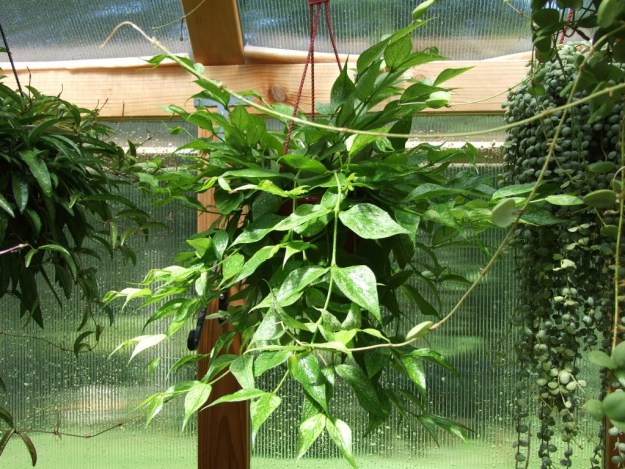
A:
[180, 0, 245, 66]
[196, 130, 250, 469]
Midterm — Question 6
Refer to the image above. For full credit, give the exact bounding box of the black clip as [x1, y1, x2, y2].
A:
[186, 291, 228, 351]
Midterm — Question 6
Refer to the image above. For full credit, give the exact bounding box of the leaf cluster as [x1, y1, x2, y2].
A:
[0, 77, 153, 332]
[107, 9, 543, 466]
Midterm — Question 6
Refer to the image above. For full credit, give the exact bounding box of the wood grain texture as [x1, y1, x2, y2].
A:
[1, 61, 528, 118]
[197, 130, 249, 469]
[181, 0, 244, 65]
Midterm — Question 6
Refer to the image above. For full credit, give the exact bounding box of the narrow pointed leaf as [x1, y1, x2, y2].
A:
[20, 150, 52, 199]
[17, 431, 37, 466]
[183, 382, 212, 428]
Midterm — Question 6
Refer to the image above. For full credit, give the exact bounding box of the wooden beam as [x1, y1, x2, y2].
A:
[181, 0, 244, 65]
[244, 45, 351, 64]
[1, 60, 528, 118]
[197, 153, 249, 469]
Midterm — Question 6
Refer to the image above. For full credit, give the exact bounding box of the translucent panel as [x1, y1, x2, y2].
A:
[411, 115, 508, 143]
[251, 162, 598, 468]
[0, 129, 197, 467]
[238, 0, 532, 60]
[0, 0, 191, 62]
[103, 120, 198, 149]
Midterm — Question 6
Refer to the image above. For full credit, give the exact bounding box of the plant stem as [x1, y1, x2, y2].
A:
[0, 243, 28, 256]
[434, 27, 618, 331]
[611, 117, 625, 351]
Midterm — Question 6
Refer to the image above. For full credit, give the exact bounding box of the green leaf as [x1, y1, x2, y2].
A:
[209, 388, 267, 406]
[332, 265, 380, 322]
[269, 266, 328, 308]
[250, 393, 282, 434]
[233, 214, 282, 245]
[230, 354, 255, 389]
[331, 65, 356, 108]
[384, 35, 413, 69]
[274, 204, 331, 232]
[232, 245, 280, 283]
[187, 237, 213, 258]
[0, 406, 14, 427]
[492, 182, 537, 199]
[222, 253, 244, 281]
[11, 175, 28, 213]
[582, 189, 617, 209]
[426, 91, 452, 109]
[345, 133, 380, 156]
[0, 429, 15, 457]
[297, 413, 326, 459]
[410, 348, 459, 378]
[326, 418, 356, 467]
[290, 354, 323, 386]
[357, 40, 388, 75]
[335, 364, 386, 419]
[412, 0, 438, 20]
[400, 355, 427, 395]
[282, 154, 328, 174]
[339, 204, 409, 239]
[406, 321, 434, 341]
[17, 431, 37, 466]
[433, 67, 473, 86]
[544, 194, 583, 206]
[254, 350, 291, 377]
[20, 150, 52, 199]
[589, 350, 615, 369]
[491, 198, 517, 228]
[183, 382, 212, 429]
[252, 310, 285, 342]
[401, 284, 438, 317]
[0, 193, 14, 218]
[130, 334, 167, 361]
[598, 0, 625, 28]
[532, 8, 561, 28]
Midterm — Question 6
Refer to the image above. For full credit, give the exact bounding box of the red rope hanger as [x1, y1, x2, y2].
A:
[282, 0, 343, 155]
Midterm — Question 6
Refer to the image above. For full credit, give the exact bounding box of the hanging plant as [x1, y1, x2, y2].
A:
[102, 7, 564, 466]
[503, 41, 624, 468]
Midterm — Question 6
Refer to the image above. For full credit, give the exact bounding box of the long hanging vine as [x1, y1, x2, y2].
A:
[503, 41, 624, 468]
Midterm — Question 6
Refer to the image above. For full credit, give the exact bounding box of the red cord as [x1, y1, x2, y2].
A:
[282, 0, 343, 156]
[559, 9, 575, 45]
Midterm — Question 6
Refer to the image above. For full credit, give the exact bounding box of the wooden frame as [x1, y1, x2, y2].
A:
[1, 60, 528, 118]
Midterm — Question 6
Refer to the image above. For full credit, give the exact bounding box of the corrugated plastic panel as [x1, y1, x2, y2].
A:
[238, 0, 532, 60]
[0, 0, 191, 61]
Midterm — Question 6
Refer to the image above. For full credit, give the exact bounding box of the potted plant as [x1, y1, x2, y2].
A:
[105, 8, 557, 466]
[0, 62, 157, 463]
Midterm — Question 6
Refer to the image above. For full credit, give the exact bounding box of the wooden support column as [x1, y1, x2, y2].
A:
[181, 0, 245, 65]
[196, 130, 250, 469]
